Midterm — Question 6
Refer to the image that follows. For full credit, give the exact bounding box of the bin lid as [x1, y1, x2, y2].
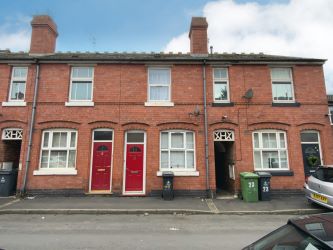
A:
[162, 171, 174, 177]
[255, 171, 272, 177]
[240, 172, 258, 179]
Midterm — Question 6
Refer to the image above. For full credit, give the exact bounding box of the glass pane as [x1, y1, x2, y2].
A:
[301, 132, 319, 142]
[214, 82, 228, 101]
[262, 133, 269, 148]
[171, 133, 184, 148]
[214, 68, 227, 79]
[71, 81, 92, 100]
[49, 151, 67, 168]
[280, 150, 288, 168]
[60, 133, 67, 147]
[186, 151, 194, 168]
[72, 67, 93, 78]
[68, 150, 76, 168]
[280, 133, 286, 148]
[149, 68, 170, 85]
[262, 151, 279, 169]
[127, 133, 144, 143]
[254, 151, 262, 169]
[41, 150, 49, 168]
[161, 151, 169, 168]
[150, 86, 169, 101]
[52, 132, 60, 147]
[273, 83, 293, 101]
[161, 132, 168, 149]
[43, 132, 49, 147]
[13, 67, 27, 78]
[94, 131, 113, 141]
[186, 132, 194, 149]
[271, 68, 291, 80]
[170, 151, 185, 169]
[253, 133, 259, 148]
[70, 132, 77, 147]
[10, 81, 25, 100]
[268, 133, 277, 148]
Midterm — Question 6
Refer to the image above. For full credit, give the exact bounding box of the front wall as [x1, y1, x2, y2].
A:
[1, 62, 332, 195]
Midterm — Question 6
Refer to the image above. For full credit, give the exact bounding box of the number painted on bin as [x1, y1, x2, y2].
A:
[248, 182, 255, 188]
[263, 186, 269, 192]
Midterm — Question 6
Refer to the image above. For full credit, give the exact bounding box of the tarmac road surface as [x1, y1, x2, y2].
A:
[0, 214, 293, 250]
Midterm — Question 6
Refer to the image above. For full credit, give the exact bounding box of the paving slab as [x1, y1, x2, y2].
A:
[0, 197, 16, 206]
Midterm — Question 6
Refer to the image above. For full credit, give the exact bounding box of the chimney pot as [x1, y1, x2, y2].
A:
[29, 15, 58, 54]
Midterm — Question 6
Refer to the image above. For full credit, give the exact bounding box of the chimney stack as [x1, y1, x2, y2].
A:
[29, 15, 58, 54]
[189, 17, 208, 54]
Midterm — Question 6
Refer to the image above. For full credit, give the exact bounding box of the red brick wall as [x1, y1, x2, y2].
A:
[1, 62, 332, 195]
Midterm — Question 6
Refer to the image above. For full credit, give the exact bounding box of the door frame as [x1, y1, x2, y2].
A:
[89, 128, 114, 193]
[122, 130, 146, 196]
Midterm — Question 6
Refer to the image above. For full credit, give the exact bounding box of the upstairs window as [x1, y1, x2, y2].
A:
[271, 68, 295, 102]
[253, 130, 289, 170]
[213, 68, 229, 102]
[9, 67, 28, 101]
[70, 67, 93, 101]
[148, 68, 171, 102]
[329, 107, 333, 125]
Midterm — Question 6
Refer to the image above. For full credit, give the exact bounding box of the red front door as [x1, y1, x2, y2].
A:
[125, 144, 144, 192]
[91, 142, 112, 190]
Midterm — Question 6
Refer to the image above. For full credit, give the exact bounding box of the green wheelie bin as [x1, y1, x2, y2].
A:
[240, 172, 259, 202]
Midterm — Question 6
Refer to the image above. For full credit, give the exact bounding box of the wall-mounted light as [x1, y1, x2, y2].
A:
[189, 105, 201, 117]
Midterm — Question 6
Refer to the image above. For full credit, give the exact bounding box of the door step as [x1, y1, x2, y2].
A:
[86, 191, 113, 195]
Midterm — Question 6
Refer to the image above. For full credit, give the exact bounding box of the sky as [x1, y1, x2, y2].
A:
[1, 0, 333, 93]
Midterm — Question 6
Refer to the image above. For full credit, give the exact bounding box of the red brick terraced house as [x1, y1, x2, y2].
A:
[0, 15, 332, 197]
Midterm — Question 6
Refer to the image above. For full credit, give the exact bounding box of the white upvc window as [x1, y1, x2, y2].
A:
[271, 68, 295, 103]
[213, 68, 230, 102]
[39, 129, 77, 169]
[9, 67, 28, 101]
[69, 67, 94, 102]
[253, 130, 289, 170]
[160, 130, 195, 171]
[148, 68, 171, 102]
[329, 107, 333, 125]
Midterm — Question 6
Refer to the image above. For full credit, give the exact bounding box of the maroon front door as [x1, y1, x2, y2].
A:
[91, 142, 112, 190]
[125, 144, 144, 192]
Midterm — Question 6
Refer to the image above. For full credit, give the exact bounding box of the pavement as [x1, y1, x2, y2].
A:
[0, 194, 330, 215]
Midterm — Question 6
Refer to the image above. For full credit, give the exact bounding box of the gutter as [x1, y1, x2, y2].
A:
[21, 59, 40, 195]
[202, 60, 211, 197]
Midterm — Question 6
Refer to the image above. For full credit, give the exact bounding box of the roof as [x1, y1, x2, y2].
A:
[0, 50, 326, 64]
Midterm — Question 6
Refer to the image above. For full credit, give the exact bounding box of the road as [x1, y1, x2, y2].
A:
[0, 214, 293, 250]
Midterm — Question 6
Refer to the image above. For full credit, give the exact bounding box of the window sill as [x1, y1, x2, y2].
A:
[272, 102, 300, 107]
[65, 101, 94, 107]
[33, 169, 78, 176]
[212, 102, 234, 107]
[157, 171, 199, 177]
[2, 101, 27, 107]
[254, 170, 294, 176]
[144, 102, 174, 107]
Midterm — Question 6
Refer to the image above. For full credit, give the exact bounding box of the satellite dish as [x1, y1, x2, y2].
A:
[243, 88, 253, 99]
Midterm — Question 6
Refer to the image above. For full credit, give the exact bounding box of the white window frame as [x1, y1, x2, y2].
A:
[329, 107, 333, 125]
[252, 130, 289, 171]
[213, 68, 230, 103]
[67, 67, 94, 106]
[270, 67, 295, 103]
[146, 67, 173, 105]
[34, 129, 78, 175]
[8, 67, 28, 102]
[159, 130, 197, 174]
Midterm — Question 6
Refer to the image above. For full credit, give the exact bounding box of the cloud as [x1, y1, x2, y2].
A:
[0, 15, 31, 51]
[164, 0, 333, 93]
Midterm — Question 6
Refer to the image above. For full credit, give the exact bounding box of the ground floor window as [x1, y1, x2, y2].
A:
[40, 129, 77, 169]
[253, 130, 289, 170]
[160, 130, 195, 171]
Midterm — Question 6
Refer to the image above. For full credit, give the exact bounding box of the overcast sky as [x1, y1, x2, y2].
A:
[1, 0, 332, 93]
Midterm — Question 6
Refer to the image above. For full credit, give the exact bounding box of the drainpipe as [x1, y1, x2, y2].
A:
[21, 59, 40, 195]
[202, 60, 211, 198]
